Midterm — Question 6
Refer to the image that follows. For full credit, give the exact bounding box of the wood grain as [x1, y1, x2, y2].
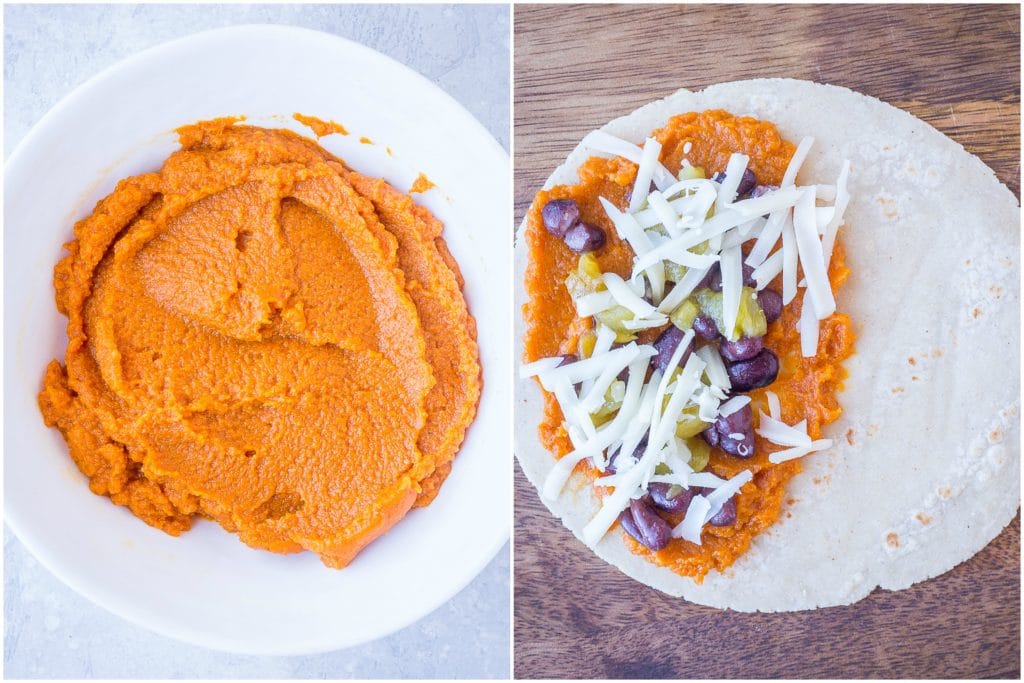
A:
[514, 3, 1020, 225]
[513, 4, 1020, 679]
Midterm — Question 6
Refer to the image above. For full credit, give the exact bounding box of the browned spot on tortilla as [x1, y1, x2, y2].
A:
[911, 375, 919, 381]
[877, 195, 898, 219]
[908, 357, 917, 366]
[931, 348, 944, 358]
[916, 512, 932, 525]
[359, 136, 373, 145]
[965, 258, 972, 266]
[938, 486, 952, 499]
[891, 386, 904, 394]
[786, 511, 793, 519]
[991, 285, 1004, 296]
[812, 477, 821, 485]
[886, 532, 901, 548]
[786, 498, 797, 506]
[988, 427, 1004, 444]
[866, 424, 879, 437]
[845, 428, 855, 445]
[972, 306, 983, 319]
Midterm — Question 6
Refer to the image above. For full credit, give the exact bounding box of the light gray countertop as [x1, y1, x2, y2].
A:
[3, 4, 510, 679]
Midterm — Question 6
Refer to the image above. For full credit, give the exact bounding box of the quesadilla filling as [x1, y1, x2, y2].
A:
[521, 111, 855, 581]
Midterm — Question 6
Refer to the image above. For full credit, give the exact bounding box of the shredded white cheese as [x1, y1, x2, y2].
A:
[769, 439, 833, 464]
[630, 137, 663, 213]
[756, 412, 813, 447]
[718, 395, 751, 417]
[719, 245, 743, 341]
[674, 495, 711, 543]
[792, 189, 836, 319]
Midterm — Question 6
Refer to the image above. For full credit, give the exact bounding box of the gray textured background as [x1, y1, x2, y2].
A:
[3, 4, 510, 679]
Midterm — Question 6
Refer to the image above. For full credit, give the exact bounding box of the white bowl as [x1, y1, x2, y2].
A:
[4, 24, 510, 655]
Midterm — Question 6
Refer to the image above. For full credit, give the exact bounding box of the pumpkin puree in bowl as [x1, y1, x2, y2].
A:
[38, 119, 481, 568]
[523, 110, 855, 580]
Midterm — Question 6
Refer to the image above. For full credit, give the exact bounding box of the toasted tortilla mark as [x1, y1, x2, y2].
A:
[988, 427, 1004, 444]
[891, 386, 905, 394]
[845, 428, 855, 445]
[938, 486, 953, 499]
[908, 357, 916, 365]
[972, 306, 983, 319]
[886, 532, 901, 548]
[877, 194, 899, 219]
[916, 513, 932, 526]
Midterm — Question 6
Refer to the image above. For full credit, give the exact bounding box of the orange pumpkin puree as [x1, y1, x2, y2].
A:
[292, 113, 350, 137]
[39, 119, 481, 568]
[410, 173, 437, 194]
[523, 110, 855, 581]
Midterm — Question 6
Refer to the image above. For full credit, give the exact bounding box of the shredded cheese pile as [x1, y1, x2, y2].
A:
[523, 131, 848, 548]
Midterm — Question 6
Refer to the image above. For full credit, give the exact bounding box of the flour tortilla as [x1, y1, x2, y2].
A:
[514, 79, 1020, 611]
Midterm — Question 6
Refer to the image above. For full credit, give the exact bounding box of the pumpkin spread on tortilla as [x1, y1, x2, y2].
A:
[38, 119, 481, 569]
[522, 111, 855, 581]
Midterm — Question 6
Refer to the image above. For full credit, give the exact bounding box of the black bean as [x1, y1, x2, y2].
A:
[702, 263, 721, 291]
[541, 199, 580, 237]
[606, 437, 646, 474]
[714, 404, 756, 458]
[749, 184, 778, 199]
[716, 427, 756, 458]
[727, 349, 780, 392]
[716, 403, 753, 432]
[705, 262, 755, 291]
[692, 315, 721, 341]
[648, 482, 695, 514]
[736, 168, 757, 196]
[618, 508, 643, 543]
[627, 498, 672, 550]
[719, 336, 764, 362]
[625, 180, 658, 205]
[708, 496, 737, 526]
[652, 326, 693, 373]
[563, 222, 606, 253]
[758, 289, 783, 324]
[712, 169, 757, 197]
[742, 263, 757, 287]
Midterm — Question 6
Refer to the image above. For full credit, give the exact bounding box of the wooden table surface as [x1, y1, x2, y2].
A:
[513, 4, 1020, 679]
